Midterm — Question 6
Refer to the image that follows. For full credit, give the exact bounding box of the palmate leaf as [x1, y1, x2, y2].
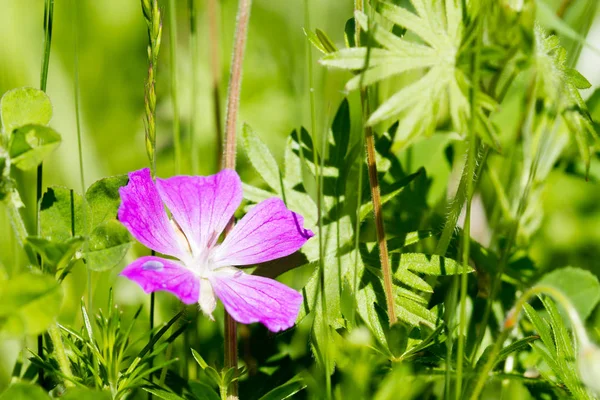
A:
[319, 1, 500, 150]
[241, 108, 469, 356]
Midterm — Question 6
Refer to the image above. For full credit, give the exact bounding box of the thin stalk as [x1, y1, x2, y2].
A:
[222, 0, 251, 171]
[470, 77, 541, 360]
[355, 0, 396, 326]
[222, 0, 252, 397]
[72, 0, 90, 308]
[456, 8, 484, 397]
[304, 1, 331, 397]
[208, 0, 223, 169]
[48, 323, 75, 387]
[189, 0, 198, 174]
[168, 0, 182, 174]
[37, 0, 54, 387]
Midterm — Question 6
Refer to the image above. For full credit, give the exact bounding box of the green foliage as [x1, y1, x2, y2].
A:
[36, 175, 131, 273]
[0, 88, 52, 135]
[0, 382, 50, 400]
[523, 298, 592, 399]
[0, 273, 62, 337]
[32, 293, 185, 399]
[320, 1, 499, 151]
[539, 266, 600, 320]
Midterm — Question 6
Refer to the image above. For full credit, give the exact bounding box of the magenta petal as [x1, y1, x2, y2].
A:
[118, 168, 185, 258]
[210, 269, 303, 332]
[155, 169, 242, 250]
[214, 198, 314, 266]
[120, 256, 199, 304]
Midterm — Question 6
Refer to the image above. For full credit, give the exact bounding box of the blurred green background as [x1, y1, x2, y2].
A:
[1, 0, 600, 393]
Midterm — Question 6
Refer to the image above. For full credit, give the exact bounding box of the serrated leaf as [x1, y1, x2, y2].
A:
[398, 253, 470, 275]
[242, 124, 281, 192]
[538, 266, 600, 320]
[86, 220, 131, 271]
[9, 124, 61, 170]
[566, 68, 592, 90]
[0, 273, 63, 337]
[359, 169, 422, 220]
[0, 87, 52, 134]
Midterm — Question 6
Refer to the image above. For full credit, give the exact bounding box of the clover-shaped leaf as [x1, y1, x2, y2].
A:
[0, 87, 52, 134]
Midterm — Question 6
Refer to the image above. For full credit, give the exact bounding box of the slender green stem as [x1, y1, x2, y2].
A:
[350, 0, 365, 328]
[72, 0, 90, 308]
[470, 76, 540, 360]
[168, 0, 182, 174]
[189, 0, 199, 174]
[222, 0, 252, 397]
[37, 0, 55, 387]
[355, 0, 396, 326]
[48, 323, 75, 387]
[456, 7, 484, 397]
[304, 1, 331, 397]
[207, 0, 223, 170]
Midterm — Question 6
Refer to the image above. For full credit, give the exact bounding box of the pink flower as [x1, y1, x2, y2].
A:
[118, 168, 313, 332]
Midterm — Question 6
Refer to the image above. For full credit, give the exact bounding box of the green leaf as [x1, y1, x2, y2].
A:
[0, 87, 52, 134]
[61, 389, 111, 400]
[85, 174, 128, 227]
[258, 375, 306, 400]
[538, 266, 600, 320]
[26, 236, 84, 273]
[188, 382, 221, 400]
[242, 123, 281, 192]
[9, 124, 61, 170]
[0, 382, 50, 400]
[0, 273, 63, 337]
[566, 68, 592, 90]
[359, 169, 422, 221]
[86, 220, 131, 271]
[40, 186, 84, 241]
[396, 253, 470, 275]
[143, 388, 185, 400]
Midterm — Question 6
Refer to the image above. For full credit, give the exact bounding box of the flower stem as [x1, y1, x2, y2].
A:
[168, 0, 182, 174]
[223, 0, 251, 171]
[354, 0, 396, 326]
[222, 0, 252, 396]
[48, 323, 75, 387]
[207, 0, 223, 170]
